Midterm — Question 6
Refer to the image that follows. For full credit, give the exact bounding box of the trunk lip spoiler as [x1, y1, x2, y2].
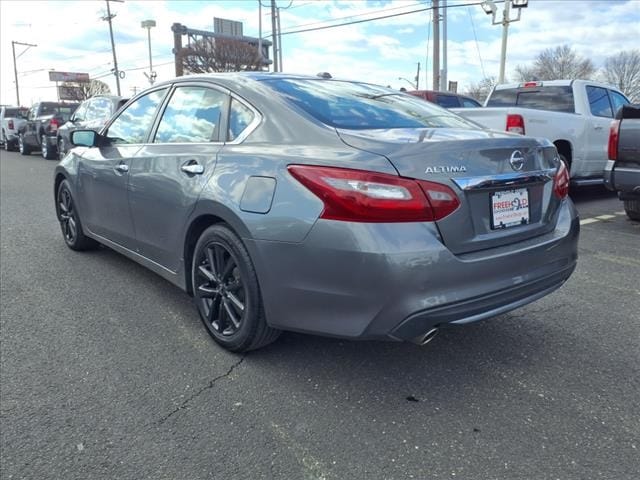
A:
[453, 168, 556, 191]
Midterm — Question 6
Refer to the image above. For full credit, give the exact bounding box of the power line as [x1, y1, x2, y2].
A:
[468, 6, 486, 79]
[276, 1, 486, 37]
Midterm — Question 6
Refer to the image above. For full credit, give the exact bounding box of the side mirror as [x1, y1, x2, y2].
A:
[71, 130, 97, 147]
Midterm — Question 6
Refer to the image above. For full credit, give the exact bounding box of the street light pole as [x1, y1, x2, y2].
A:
[141, 19, 156, 85]
[11, 40, 37, 105]
[398, 77, 417, 90]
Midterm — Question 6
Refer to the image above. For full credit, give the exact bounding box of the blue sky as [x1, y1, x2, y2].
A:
[1, 0, 639, 105]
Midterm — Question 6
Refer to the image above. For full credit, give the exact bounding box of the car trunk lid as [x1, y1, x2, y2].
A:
[337, 127, 563, 254]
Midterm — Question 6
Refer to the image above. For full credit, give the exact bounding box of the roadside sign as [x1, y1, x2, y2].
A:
[49, 71, 90, 83]
[57, 85, 83, 101]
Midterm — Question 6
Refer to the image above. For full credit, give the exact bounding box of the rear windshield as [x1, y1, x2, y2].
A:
[264, 79, 477, 130]
[487, 86, 575, 113]
[40, 103, 79, 120]
[4, 108, 28, 118]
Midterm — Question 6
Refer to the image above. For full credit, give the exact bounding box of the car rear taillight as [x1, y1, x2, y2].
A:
[288, 165, 460, 222]
[608, 119, 620, 161]
[553, 160, 570, 199]
[8, 120, 14, 130]
[506, 114, 525, 135]
[49, 118, 59, 131]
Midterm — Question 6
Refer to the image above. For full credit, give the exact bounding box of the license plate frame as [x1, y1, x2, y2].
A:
[490, 188, 530, 229]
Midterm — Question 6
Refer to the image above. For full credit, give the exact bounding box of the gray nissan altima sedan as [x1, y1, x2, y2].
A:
[54, 73, 579, 352]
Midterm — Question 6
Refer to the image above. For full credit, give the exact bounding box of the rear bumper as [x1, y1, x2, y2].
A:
[604, 160, 640, 197]
[246, 199, 579, 342]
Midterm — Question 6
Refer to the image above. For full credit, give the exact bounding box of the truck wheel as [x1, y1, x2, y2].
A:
[623, 200, 640, 221]
[18, 134, 31, 155]
[42, 135, 56, 160]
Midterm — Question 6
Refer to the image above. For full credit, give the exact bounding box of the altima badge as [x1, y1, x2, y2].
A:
[425, 166, 467, 174]
[510, 150, 525, 171]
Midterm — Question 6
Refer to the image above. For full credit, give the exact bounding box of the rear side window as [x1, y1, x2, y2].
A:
[609, 90, 629, 117]
[435, 95, 461, 108]
[107, 88, 167, 144]
[586, 86, 613, 118]
[265, 79, 476, 130]
[488, 86, 574, 113]
[154, 86, 225, 143]
[227, 99, 255, 141]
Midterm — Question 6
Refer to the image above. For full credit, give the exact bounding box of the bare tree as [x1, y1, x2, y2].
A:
[514, 45, 596, 81]
[60, 79, 111, 101]
[182, 37, 262, 74]
[465, 76, 498, 103]
[601, 50, 640, 102]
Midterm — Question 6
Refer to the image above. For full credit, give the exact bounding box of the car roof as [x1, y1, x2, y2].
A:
[494, 79, 618, 90]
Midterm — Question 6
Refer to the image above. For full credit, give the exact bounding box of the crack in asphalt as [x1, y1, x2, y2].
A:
[156, 355, 245, 425]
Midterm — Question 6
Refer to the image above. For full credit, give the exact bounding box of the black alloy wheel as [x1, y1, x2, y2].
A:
[56, 180, 97, 251]
[192, 225, 280, 352]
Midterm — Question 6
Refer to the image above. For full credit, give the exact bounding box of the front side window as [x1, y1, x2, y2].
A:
[72, 102, 89, 122]
[436, 95, 461, 108]
[462, 98, 481, 108]
[587, 86, 613, 118]
[265, 79, 476, 130]
[107, 88, 167, 144]
[227, 99, 255, 141]
[154, 86, 225, 143]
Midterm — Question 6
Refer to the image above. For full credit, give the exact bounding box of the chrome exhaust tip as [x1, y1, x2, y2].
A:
[411, 327, 439, 346]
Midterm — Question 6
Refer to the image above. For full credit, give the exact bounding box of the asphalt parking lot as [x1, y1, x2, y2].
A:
[1, 150, 638, 480]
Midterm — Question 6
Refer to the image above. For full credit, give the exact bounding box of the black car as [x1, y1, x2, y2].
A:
[56, 95, 128, 160]
[18, 102, 79, 159]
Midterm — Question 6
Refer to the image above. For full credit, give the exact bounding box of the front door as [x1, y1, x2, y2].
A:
[76, 87, 169, 249]
[128, 84, 227, 271]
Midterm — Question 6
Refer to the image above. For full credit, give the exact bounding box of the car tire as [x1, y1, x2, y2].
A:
[42, 135, 56, 160]
[56, 179, 98, 251]
[18, 134, 31, 155]
[623, 199, 640, 221]
[192, 224, 280, 352]
[57, 137, 66, 160]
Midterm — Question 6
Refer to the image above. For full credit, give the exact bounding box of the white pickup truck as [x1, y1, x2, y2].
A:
[452, 80, 631, 186]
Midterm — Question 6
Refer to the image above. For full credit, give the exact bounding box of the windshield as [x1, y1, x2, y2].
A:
[264, 79, 478, 130]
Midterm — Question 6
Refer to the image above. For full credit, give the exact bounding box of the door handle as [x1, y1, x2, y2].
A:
[594, 125, 604, 130]
[181, 162, 204, 175]
[114, 163, 129, 173]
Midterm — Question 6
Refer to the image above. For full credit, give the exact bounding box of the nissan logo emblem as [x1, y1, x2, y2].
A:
[510, 150, 525, 171]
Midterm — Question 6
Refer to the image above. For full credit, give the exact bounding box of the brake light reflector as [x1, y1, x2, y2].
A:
[506, 114, 525, 135]
[288, 165, 460, 222]
[608, 119, 620, 161]
[553, 160, 570, 199]
[49, 118, 59, 131]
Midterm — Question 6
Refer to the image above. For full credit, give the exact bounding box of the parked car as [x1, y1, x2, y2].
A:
[56, 95, 128, 160]
[0, 105, 29, 151]
[18, 102, 79, 159]
[604, 104, 640, 220]
[55, 73, 579, 352]
[408, 90, 482, 108]
[451, 80, 630, 186]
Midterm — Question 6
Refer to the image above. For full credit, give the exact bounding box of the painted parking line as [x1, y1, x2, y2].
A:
[579, 211, 626, 226]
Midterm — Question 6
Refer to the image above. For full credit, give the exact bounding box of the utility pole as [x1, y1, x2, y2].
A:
[498, 0, 511, 84]
[258, 0, 263, 68]
[432, 0, 440, 92]
[415, 62, 420, 90]
[11, 41, 37, 105]
[270, 0, 279, 72]
[276, 6, 283, 71]
[441, 0, 447, 91]
[103, 0, 123, 95]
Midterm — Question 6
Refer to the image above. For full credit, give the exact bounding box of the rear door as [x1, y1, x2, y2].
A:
[76, 87, 168, 249]
[585, 85, 615, 176]
[128, 83, 226, 271]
